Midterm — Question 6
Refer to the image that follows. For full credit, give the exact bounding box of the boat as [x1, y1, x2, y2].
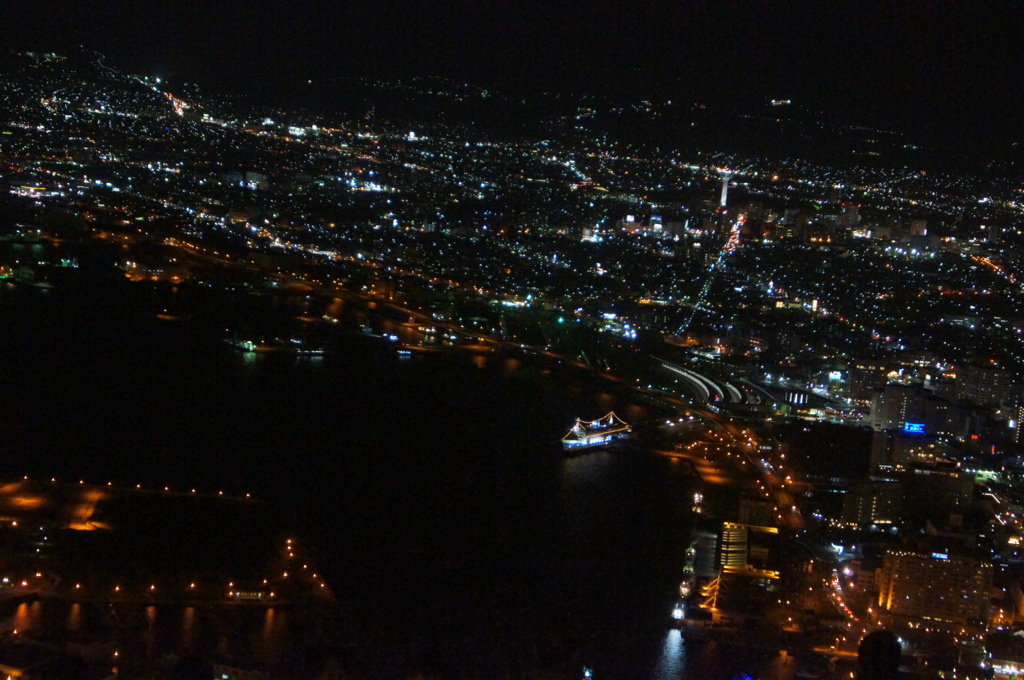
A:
[679, 563, 696, 597]
[561, 412, 631, 452]
[224, 337, 326, 355]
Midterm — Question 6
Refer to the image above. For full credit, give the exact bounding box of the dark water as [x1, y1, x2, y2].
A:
[0, 278, 788, 678]
[0, 599, 294, 665]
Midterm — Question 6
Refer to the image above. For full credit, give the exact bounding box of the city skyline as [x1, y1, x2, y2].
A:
[2, 1, 1022, 150]
[1, 13, 1023, 676]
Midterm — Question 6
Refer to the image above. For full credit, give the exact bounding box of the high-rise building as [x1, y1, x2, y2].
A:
[869, 430, 895, 472]
[718, 522, 748, 569]
[1011, 405, 1024, 444]
[876, 550, 992, 631]
[841, 480, 902, 526]
[850, 361, 889, 402]
[901, 468, 974, 517]
[715, 522, 778, 571]
[870, 430, 947, 473]
[958, 362, 1013, 407]
[921, 395, 952, 437]
[839, 203, 860, 229]
[870, 383, 924, 431]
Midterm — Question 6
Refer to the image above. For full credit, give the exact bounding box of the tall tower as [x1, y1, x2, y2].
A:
[719, 171, 732, 208]
[717, 170, 733, 241]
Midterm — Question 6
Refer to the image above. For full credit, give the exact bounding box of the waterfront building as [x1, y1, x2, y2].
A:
[715, 522, 779, 575]
[717, 522, 749, 570]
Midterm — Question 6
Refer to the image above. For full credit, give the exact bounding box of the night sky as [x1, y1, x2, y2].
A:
[3, 1, 1022, 146]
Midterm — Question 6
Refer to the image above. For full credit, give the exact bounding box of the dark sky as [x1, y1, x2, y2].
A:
[3, 1, 1022, 145]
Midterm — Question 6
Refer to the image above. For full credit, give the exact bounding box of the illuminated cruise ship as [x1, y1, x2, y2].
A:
[561, 412, 631, 452]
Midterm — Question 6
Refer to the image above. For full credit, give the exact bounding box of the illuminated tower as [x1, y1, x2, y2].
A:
[716, 170, 733, 241]
[719, 171, 732, 208]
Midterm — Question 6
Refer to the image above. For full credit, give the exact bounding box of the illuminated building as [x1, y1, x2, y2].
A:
[717, 522, 748, 569]
[715, 522, 778, 575]
[986, 632, 1024, 677]
[850, 361, 889, 401]
[957, 362, 1013, 407]
[244, 170, 268, 189]
[870, 383, 923, 432]
[876, 549, 992, 631]
[870, 429, 946, 473]
[1010, 404, 1024, 444]
[840, 480, 901, 526]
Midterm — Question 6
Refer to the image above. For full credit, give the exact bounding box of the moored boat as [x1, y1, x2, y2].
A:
[561, 412, 631, 453]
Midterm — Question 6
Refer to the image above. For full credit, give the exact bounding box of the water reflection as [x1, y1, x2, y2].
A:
[11, 599, 306, 670]
[260, 607, 288, 663]
[325, 297, 345, 317]
[625, 403, 646, 422]
[560, 451, 616, 529]
[11, 601, 40, 632]
[66, 602, 81, 631]
[146, 605, 157, 660]
[262, 607, 276, 642]
[181, 606, 195, 649]
[561, 450, 615, 483]
[650, 629, 685, 680]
